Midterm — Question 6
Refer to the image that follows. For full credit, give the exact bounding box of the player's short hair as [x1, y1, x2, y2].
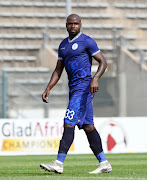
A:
[66, 14, 81, 23]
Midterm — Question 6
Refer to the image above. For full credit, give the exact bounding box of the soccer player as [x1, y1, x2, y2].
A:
[40, 14, 112, 174]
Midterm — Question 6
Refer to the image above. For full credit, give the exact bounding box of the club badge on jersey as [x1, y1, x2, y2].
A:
[72, 43, 78, 50]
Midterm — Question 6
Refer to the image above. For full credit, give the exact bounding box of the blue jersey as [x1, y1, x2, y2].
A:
[58, 32, 100, 128]
[58, 32, 100, 87]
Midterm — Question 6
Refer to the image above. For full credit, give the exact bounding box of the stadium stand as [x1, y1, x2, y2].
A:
[2, 68, 67, 111]
[0, 0, 147, 118]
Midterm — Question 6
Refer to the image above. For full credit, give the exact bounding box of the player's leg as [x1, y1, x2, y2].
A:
[82, 100, 112, 173]
[56, 123, 75, 163]
[40, 123, 75, 174]
[83, 124, 106, 161]
[83, 124, 112, 174]
[40, 89, 81, 173]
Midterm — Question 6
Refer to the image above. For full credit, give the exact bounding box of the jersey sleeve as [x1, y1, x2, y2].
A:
[85, 36, 100, 56]
[58, 43, 63, 60]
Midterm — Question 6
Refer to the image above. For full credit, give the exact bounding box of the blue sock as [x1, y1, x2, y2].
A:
[57, 127, 75, 163]
[56, 153, 67, 163]
[96, 151, 107, 163]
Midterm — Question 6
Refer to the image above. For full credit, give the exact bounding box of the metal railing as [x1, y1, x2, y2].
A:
[1, 70, 50, 118]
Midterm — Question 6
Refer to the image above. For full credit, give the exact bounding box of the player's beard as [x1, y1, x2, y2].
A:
[69, 29, 80, 36]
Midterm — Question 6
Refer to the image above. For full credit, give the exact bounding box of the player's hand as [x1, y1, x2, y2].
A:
[89, 77, 99, 97]
[42, 88, 50, 103]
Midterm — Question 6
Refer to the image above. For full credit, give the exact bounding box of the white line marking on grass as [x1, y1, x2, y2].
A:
[49, 176, 147, 180]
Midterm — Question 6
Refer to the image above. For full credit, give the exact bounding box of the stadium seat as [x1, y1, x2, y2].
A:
[113, 3, 147, 9]
[126, 14, 147, 19]
[0, 56, 36, 61]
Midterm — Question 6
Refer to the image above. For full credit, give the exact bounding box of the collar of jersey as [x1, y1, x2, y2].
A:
[68, 32, 82, 43]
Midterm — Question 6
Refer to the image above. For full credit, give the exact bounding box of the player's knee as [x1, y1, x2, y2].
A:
[83, 124, 95, 133]
[64, 123, 75, 128]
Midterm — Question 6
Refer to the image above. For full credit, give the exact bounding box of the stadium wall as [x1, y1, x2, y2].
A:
[0, 117, 147, 155]
[117, 46, 147, 116]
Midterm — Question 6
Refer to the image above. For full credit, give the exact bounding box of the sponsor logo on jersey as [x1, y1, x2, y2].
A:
[60, 47, 65, 50]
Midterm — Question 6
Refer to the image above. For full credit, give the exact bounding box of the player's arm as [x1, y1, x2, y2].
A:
[90, 52, 107, 97]
[42, 60, 64, 103]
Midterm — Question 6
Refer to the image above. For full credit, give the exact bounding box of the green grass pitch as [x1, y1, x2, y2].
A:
[0, 153, 147, 180]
